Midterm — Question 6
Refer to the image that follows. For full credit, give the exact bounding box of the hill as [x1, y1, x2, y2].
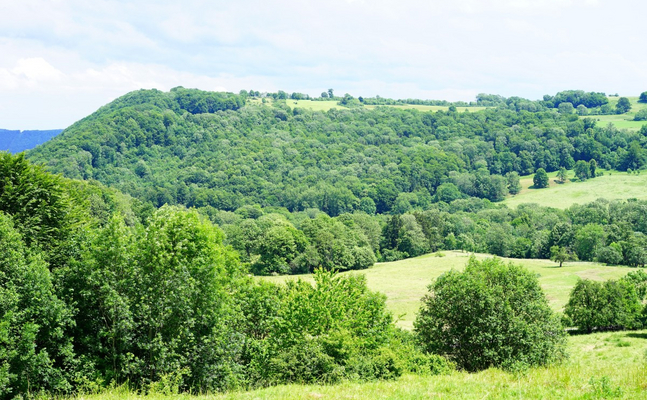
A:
[26, 88, 647, 216]
[0, 128, 63, 153]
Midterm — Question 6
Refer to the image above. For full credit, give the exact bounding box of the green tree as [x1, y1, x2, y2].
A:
[550, 245, 577, 267]
[533, 168, 549, 188]
[556, 167, 568, 183]
[0, 213, 75, 397]
[589, 159, 597, 177]
[639, 91, 647, 103]
[506, 171, 521, 195]
[574, 160, 591, 181]
[633, 109, 647, 121]
[415, 257, 567, 371]
[328, 88, 334, 99]
[615, 97, 632, 114]
[565, 278, 642, 333]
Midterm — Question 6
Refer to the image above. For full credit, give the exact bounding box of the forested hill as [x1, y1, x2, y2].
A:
[0, 128, 63, 153]
[28, 88, 646, 217]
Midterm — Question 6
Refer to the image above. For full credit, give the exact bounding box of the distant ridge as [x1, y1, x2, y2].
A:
[0, 129, 63, 153]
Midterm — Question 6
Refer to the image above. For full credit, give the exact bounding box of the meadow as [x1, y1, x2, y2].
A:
[502, 170, 647, 209]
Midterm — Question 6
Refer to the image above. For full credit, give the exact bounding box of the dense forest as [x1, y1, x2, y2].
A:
[26, 88, 647, 273]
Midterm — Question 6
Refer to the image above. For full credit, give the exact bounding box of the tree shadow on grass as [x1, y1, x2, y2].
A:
[625, 332, 647, 340]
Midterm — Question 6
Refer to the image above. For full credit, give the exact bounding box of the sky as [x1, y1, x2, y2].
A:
[1, 0, 646, 130]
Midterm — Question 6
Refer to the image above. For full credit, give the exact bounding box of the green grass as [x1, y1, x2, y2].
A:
[246, 98, 488, 113]
[72, 329, 647, 399]
[582, 96, 647, 132]
[503, 170, 647, 209]
[263, 251, 633, 330]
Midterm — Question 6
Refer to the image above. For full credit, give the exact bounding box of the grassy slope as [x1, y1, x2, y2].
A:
[263, 251, 633, 330]
[77, 330, 647, 399]
[502, 170, 647, 209]
[247, 98, 487, 113]
[586, 96, 647, 131]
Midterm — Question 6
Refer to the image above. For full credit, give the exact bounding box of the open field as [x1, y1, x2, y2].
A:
[584, 96, 647, 131]
[73, 329, 647, 399]
[503, 170, 647, 209]
[263, 251, 634, 330]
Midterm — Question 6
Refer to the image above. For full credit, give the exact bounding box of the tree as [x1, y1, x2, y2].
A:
[633, 109, 647, 121]
[506, 171, 521, 195]
[615, 97, 632, 114]
[558, 102, 574, 114]
[415, 257, 567, 371]
[639, 91, 647, 103]
[574, 160, 591, 181]
[556, 167, 568, 183]
[320, 92, 328, 99]
[533, 168, 549, 188]
[550, 245, 577, 267]
[589, 159, 597, 177]
[328, 88, 334, 99]
[565, 278, 643, 333]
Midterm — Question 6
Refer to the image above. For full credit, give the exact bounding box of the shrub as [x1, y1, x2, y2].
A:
[414, 257, 567, 371]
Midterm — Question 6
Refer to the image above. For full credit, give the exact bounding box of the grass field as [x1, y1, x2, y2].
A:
[584, 96, 647, 132]
[74, 329, 647, 399]
[263, 251, 633, 330]
[502, 170, 647, 209]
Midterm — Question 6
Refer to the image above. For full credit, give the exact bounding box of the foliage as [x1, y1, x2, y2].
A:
[550, 245, 577, 267]
[564, 278, 643, 333]
[0, 213, 75, 398]
[414, 257, 567, 371]
[615, 97, 632, 114]
[639, 91, 647, 103]
[633, 109, 647, 121]
[533, 168, 549, 188]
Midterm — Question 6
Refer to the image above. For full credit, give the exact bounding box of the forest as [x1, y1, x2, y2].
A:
[26, 88, 647, 273]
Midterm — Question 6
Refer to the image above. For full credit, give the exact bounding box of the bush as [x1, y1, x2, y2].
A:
[634, 109, 647, 121]
[414, 257, 567, 371]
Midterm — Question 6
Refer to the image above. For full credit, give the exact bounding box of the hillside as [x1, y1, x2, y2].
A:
[0, 128, 63, 153]
[27, 88, 647, 216]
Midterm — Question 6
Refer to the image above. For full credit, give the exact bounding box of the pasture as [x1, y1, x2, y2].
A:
[503, 170, 647, 209]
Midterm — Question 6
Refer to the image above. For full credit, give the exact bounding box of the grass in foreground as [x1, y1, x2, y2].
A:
[264, 251, 633, 330]
[72, 329, 647, 399]
[503, 170, 647, 209]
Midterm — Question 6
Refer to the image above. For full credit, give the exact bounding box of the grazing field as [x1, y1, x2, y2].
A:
[585, 96, 647, 131]
[503, 170, 647, 209]
[74, 329, 647, 400]
[263, 251, 633, 330]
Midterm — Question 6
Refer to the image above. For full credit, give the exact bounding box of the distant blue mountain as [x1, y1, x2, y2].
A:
[0, 129, 63, 153]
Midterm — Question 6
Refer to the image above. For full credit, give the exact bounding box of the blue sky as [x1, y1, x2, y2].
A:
[1, 0, 646, 129]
